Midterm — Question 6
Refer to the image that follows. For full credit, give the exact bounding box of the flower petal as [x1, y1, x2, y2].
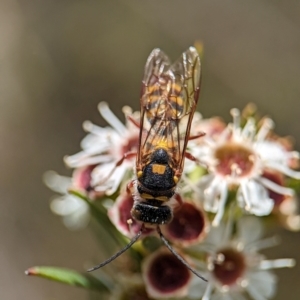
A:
[43, 171, 71, 194]
[246, 270, 277, 299]
[236, 216, 263, 245]
[238, 181, 274, 216]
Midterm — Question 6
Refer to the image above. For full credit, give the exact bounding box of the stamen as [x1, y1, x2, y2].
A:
[82, 120, 106, 135]
[93, 164, 127, 195]
[64, 154, 112, 168]
[231, 163, 242, 177]
[98, 102, 126, 135]
[122, 105, 133, 117]
[241, 181, 252, 211]
[246, 236, 280, 252]
[255, 118, 274, 142]
[202, 282, 213, 300]
[241, 118, 256, 140]
[259, 258, 296, 270]
[218, 125, 232, 143]
[212, 182, 228, 227]
[230, 108, 241, 134]
[264, 162, 300, 180]
[204, 177, 221, 212]
[259, 177, 295, 196]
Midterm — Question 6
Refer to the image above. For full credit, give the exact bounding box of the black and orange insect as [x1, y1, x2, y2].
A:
[131, 46, 201, 225]
[88, 47, 206, 281]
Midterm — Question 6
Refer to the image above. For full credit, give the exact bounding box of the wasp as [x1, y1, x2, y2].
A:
[88, 47, 206, 281]
[131, 46, 202, 225]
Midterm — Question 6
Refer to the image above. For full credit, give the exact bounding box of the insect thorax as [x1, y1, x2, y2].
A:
[137, 148, 176, 200]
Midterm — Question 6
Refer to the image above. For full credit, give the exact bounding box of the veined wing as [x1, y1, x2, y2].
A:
[137, 47, 201, 172]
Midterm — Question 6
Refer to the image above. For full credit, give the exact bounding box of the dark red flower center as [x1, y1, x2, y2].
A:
[166, 202, 205, 242]
[212, 247, 246, 286]
[148, 253, 190, 293]
[119, 194, 141, 234]
[214, 143, 255, 178]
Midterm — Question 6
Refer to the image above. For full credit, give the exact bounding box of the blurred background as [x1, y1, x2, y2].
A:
[1, 0, 300, 299]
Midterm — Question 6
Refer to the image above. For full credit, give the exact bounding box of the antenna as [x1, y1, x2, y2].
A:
[87, 228, 143, 272]
[157, 226, 207, 282]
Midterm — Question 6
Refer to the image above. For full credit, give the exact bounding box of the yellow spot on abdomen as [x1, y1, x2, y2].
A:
[141, 193, 154, 199]
[152, 164, 166, 174]
[155, 196, 169, 201]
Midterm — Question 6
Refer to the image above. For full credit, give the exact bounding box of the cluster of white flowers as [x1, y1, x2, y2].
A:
[45, 103, 299, 300]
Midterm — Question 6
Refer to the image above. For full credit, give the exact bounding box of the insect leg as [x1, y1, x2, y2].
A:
[188, 131, 206, 140]
[97, 151, 137, 185]
[127, 115, 140, 129]
[185, 152, 198, 162]
[157, 226, 207, 282]
[184, 152, 208, 169]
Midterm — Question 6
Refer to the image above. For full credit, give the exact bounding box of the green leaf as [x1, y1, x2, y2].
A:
[287, 178, 300, 192]
[25, 266, 110, 292]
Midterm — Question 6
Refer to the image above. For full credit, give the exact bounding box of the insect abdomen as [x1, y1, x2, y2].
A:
[131, 200, 173, 225]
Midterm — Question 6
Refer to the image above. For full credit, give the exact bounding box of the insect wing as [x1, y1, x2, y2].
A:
[137, 47, 201, 172]
[137, 49, 171, 168]
[169, 47, 201, 171]
[142, 48, 171, 89]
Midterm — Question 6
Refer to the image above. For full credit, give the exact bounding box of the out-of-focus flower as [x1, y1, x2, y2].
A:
[190, 112, 226, 142]
[189, 216, 295, 300]
[162, 201, 209, 247]
[276, 195, 300, 232]
[142, 248, 192, 298]
[43, 171, 90, 230]
[64, 102, 139, 196]
[194, 108, 300, 226]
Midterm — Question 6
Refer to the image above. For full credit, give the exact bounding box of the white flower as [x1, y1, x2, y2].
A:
[64, 102, 139, 196]
[192, 109, 300, 226]
[189, 216, 295, 300]
[43, 171, 90, 230]
[189, 111, 226, 142]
